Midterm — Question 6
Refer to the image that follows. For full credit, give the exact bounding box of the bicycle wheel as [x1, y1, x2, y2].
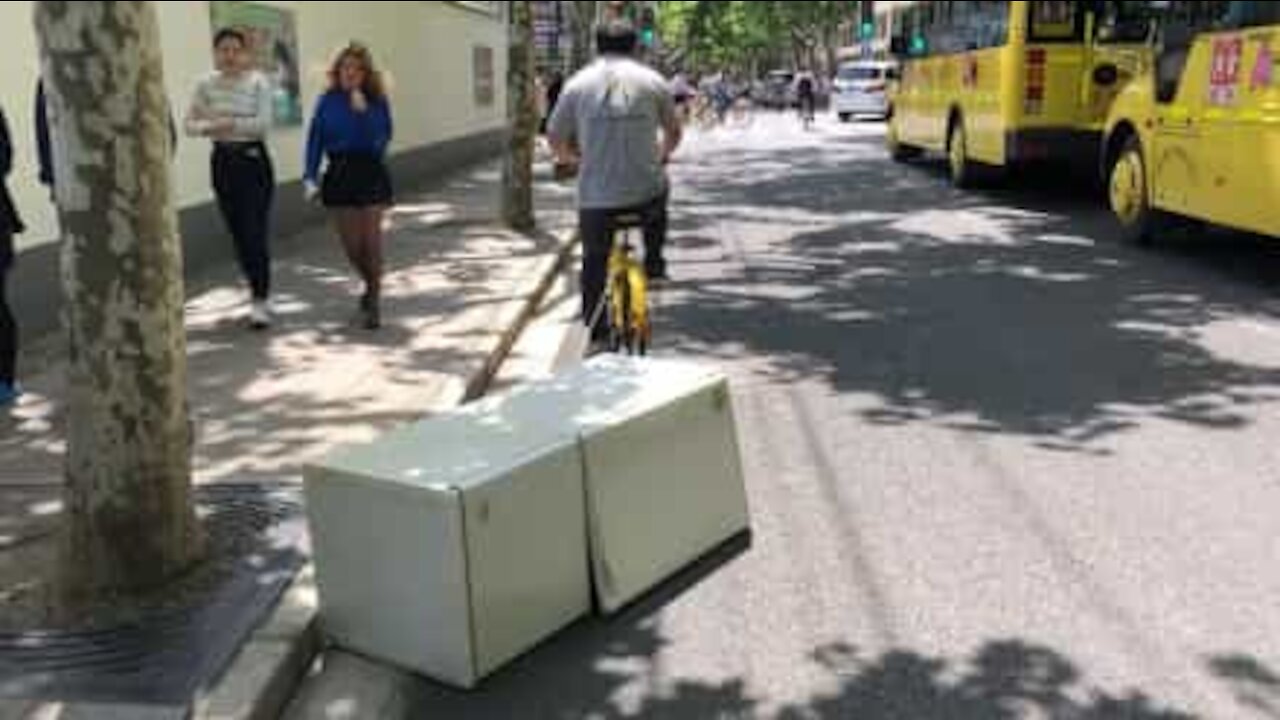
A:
[626, 263, 650, 357]
[615, 274, 636, 355]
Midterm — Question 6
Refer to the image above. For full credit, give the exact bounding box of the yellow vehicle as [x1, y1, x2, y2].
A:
[1104, 1, 1280, 242]
[887, 1, 1159, 187]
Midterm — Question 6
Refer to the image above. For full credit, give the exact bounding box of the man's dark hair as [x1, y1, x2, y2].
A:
[213, 28, 247, 49]
[596, 19, 638, 56]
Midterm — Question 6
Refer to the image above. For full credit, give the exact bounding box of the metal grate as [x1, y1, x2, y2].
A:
[0, 483, 308, 706]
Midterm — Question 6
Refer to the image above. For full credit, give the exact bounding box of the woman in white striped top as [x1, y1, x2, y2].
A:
[185, 28, 277, 330]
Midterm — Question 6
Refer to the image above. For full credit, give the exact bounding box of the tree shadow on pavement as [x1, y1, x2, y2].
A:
[386, 535, 1199, 719]
[402, 608, 1199, 719]
[1208, 654, 1280, 719]
[0, 161, 575, 487]
[657, 132, 1280, 453]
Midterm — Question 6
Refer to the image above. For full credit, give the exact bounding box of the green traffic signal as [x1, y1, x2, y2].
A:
[860, 21, 875, 40]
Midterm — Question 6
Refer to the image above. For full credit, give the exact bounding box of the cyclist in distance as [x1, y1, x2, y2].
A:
[795, 69, 817, 129]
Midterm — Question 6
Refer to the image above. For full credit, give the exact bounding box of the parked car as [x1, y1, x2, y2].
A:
[760, 70, 796, 109]
[832, 61, 899, 121]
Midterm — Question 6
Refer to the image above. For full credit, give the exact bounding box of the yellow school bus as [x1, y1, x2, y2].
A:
[1104, 1, 1280, 241]
[887, 1, 1159, 187]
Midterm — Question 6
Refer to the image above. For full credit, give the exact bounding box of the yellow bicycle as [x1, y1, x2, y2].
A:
[593, 215, 651, 356]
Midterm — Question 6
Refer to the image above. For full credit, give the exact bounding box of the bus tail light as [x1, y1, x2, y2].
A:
[1026, 48, 1047, 115]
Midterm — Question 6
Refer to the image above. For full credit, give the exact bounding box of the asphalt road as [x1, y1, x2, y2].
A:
[344, 113, 1280, 720]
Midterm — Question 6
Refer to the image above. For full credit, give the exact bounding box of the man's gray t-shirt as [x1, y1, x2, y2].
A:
[548, 57, 675, 210]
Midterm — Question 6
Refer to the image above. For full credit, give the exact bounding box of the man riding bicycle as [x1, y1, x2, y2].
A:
[548, 19, 683, 351]
[795, 70, 817, 127]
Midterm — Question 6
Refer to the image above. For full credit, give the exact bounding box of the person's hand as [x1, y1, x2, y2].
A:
[351, 89, 368, 113]
[209, 117, 236, 138]
[304, 181, 320, 204]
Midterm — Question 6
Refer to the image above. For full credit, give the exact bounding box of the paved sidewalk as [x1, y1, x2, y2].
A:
[0, 161, 576, 488]
[0, 158, 578, 720]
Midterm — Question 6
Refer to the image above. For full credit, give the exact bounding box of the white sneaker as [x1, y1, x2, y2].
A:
[249, 300, 272, 330]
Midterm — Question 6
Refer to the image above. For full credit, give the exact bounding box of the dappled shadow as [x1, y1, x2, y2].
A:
[323, 522, 1211, 718]
[0, 160, 575, 486]
[1208, 655, 1280, 719]
[777, 641, 1196, 720]
[395, 572, 1201, 718]
[0, 483, 306, 705]
[655, 124, 1280, 451]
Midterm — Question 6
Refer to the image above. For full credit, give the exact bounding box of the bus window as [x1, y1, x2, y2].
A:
[920, 1, 1011, 55]
[1222, 1, 1280, 29]
[1096, 1, 1160, 44]
[1030, 1, 1086, 42]
[974, 1, 1011, 49]
[1166, 1, 1231, 31]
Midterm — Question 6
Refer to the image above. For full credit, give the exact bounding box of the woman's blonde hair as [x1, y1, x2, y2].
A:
[327, 42, 387, 100]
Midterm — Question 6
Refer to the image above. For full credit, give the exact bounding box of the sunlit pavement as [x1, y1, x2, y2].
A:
[294, 112, 1280, 719]
[0, 163, 576, 489]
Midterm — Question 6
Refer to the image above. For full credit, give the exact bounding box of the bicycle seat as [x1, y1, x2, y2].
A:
[612, 213, 645, 230]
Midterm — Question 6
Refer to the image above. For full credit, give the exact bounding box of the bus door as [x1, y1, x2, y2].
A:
[1149, 19, 1208, 217]
[1087, 2, 1162, 127]
[1211, 1, 1280, 234]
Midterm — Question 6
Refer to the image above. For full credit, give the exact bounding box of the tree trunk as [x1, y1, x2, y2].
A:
[570, 0, 597, 71]
[503, 0, 537, 232]
[822, 26, 839, 76]
[34, 0, 203, 601]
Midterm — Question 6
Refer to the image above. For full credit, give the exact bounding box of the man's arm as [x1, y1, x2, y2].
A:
[656, 84, 682, 164]
[546, 85, 579, 165]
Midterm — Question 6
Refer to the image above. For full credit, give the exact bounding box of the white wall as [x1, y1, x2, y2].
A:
[0, 1, 509, 253]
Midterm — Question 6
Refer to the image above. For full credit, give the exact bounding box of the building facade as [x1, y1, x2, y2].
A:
[2, 0, 510, 338]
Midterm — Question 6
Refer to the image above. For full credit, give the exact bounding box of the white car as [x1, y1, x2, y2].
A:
[832, 61, 899, 121]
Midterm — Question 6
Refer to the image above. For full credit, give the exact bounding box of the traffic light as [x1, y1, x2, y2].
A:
[640, 6, 656, 47]
[859, 1, 875, 40]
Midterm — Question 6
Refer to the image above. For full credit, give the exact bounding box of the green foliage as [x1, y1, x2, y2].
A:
[659, 0, 860, 72]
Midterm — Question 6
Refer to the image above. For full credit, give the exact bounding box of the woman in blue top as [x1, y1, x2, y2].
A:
[305, 43, 394, 330]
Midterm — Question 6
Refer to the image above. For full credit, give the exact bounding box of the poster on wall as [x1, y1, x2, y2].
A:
[208, 1, 304, 127]
[474, 46, 496, 107]
[449, 1, 502, 16]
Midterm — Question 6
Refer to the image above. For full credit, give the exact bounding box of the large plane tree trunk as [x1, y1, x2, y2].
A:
[35, 0, 204, 602]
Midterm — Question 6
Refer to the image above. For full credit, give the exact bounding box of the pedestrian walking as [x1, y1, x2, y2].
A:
[304, 43, 394, 330]
[0, 104, 24, 406]
[185, 28, 277, 330]
[541, 70, 565, 136]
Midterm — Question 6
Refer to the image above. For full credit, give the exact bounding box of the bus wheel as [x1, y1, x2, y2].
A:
[947, 121, 974, 188]
[1109, 135, 1157, 245]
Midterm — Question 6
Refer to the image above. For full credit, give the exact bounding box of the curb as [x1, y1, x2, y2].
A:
[192, 569, 322, 720]
[191, 227, 579, 720]
[464, 229, 580, 403]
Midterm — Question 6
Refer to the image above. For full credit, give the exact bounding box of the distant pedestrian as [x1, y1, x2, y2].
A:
[304, 43, 394, 330]
[671, 72, 694, 122]
[185, 28, 277, 330]
[542, 70, 565, 135]
[0, 104, 24, 406]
